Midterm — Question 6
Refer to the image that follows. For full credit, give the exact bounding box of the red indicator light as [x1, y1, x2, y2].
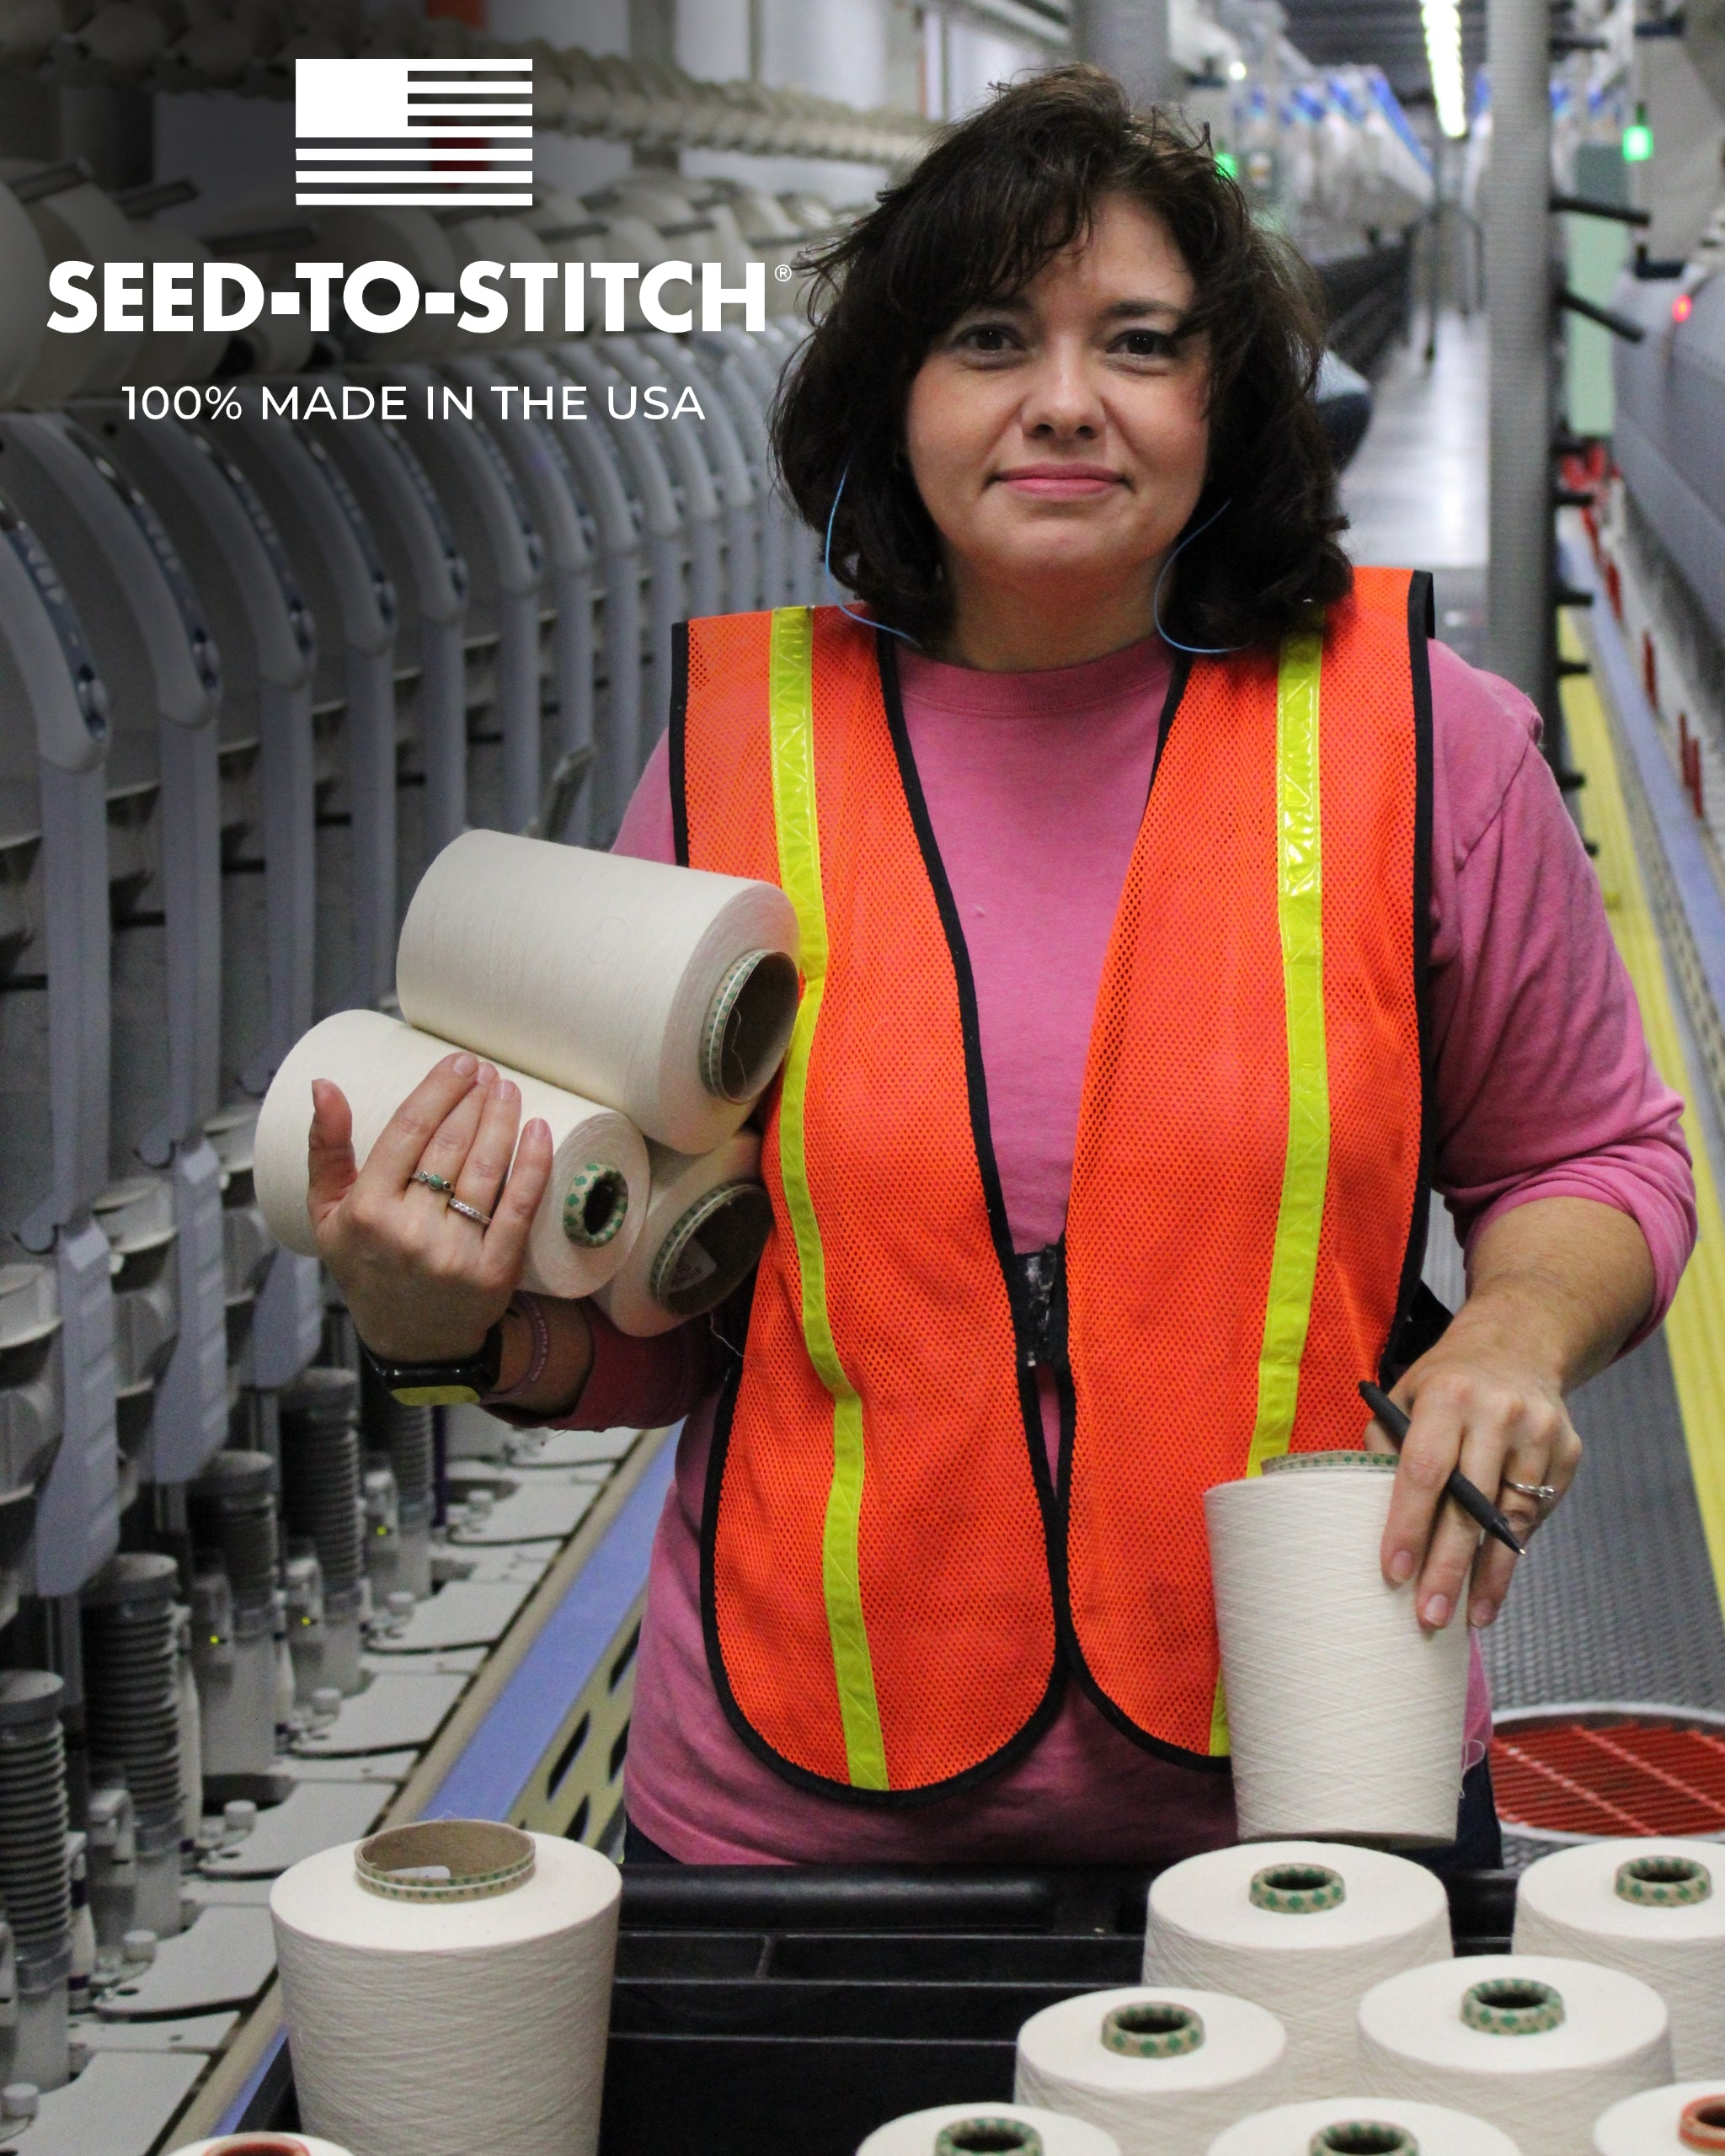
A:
[1674, 293, 1695, 323]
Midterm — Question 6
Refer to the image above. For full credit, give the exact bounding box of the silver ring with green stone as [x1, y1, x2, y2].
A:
[1461, 1977, 1566, 2035]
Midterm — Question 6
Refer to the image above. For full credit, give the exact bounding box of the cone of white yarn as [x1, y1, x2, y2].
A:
[270, 1820, 620, 2156]
[1355, 1953, 1670, 2156]
[1143, 1840, 1450, 2098]
[591, 1133, 770, 1336]
[1593, 2080, 1725, 2153]
[1514, 1838, 1725, 2077]
[1208, 2097, 1522, 2156]
[254, 1008, 649, 1299]
[857, 2103, 1120, 2156]
[179, 2140, 357, 2155]
[1014, 1985, 1287, 2154]
[395, 830, 801, 1154]
[1204, 1454, 1471, 1844]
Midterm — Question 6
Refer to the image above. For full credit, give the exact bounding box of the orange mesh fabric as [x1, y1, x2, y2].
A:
[683, 608, 1058, 1792]
[1064, 570, 1422, 1754]
[681, 580, 1421, 1785]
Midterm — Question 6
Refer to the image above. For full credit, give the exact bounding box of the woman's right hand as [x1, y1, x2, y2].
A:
[306, 1051, 554, 1364]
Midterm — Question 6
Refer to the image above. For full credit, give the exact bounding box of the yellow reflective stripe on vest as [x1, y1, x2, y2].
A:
[1211, 619, 1331, 1755]
[765, 606, 889, 1790]
[1247, 618, 1331, 1475]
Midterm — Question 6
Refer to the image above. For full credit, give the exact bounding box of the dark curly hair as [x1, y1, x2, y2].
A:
[772, 64, 1352, 654]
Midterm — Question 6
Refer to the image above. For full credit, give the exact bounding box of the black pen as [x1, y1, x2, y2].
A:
[1357, 1380, 1525, 1558]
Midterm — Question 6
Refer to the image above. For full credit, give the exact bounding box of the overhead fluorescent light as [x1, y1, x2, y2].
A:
[1421, 0, 1467, 137]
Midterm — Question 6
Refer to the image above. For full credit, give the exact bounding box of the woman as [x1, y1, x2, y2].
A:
[308, 70, 1695, 1865]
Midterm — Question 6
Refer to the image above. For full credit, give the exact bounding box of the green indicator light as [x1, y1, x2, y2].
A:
[1624, 105, 1653, 162]
[1215, 149, 1239, 179]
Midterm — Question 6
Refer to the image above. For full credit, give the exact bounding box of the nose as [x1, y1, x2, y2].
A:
[1018, 337, 1106, 442]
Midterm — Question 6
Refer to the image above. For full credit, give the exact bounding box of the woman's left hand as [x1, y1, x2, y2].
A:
[1370, 1326, 1582, 1633]
[1368, 1195, 1656, 1632]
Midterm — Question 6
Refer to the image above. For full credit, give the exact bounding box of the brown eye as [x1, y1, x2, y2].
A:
[955, 323, 1017, 354]
[1116, 328, 1178, 359]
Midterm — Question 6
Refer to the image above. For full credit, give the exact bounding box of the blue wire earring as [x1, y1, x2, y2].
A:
[824, 462, 920, 646]
[823, 463, 1236, 659]
[1152, 497, 1246, 657]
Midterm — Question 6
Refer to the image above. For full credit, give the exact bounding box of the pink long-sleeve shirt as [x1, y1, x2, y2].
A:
[564, 630, 1695, 1865]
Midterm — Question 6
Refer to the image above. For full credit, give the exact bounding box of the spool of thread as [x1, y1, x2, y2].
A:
[254, 1008, 649, 1299]
[1142, 1840, 1450, 2097]
[1514, 1838, 1725, 2077]
[856, 2102, 1121, 2156]
[179, 2139, 358, 2155]
[1013, 1985, 1286, 2153]
[591, 1134, 771, 1336]
[1594, 2082, 1725, 2153]
[1204, 1453, 1471, 1844]
[271, 1819, 619, 2156]
[1355, 1953, 1670, 2156]
[1208, 2097, 1523, 2156]
[279, 1371, 363, 1599]
[395, 830, 800, 1154]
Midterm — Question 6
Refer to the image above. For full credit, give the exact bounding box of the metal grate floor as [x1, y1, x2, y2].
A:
[1481, 1329, 1725, 1714]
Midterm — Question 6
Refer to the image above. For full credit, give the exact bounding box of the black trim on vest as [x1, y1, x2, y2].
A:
[668, 619, 691, 868]
[699, 1334, 1071, 1806]
[1050, 651, 1231, 1774]
[1148, 653, 1194, 798]
[692, 621, 1067, 1808]
[1382, 569, 1439, 1385]
[877, 635, 1058, 1537]
[893, 633, 1222, 1781]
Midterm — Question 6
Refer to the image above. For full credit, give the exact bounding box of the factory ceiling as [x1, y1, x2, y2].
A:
[1277, 0, 1487, 109]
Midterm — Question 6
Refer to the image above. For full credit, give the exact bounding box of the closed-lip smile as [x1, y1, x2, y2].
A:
[992, 462, 1125, 496]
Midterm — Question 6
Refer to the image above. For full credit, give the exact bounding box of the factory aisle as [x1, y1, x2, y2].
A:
[1342, 309, 1487, 665]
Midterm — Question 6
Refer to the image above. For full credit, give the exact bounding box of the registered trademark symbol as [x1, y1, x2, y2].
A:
[775, 264, 793, 282]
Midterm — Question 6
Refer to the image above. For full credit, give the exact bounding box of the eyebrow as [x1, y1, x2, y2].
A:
[960, 294, 1188, 323]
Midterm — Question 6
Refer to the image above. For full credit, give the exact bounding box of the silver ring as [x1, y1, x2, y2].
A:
[446, 1197, 492, 1229]
[411, 1169, 455, 1194]
[1503, 1476, 1557, 1504]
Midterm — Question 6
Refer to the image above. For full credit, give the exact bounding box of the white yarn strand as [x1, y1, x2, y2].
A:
[1012, 1985, 1287, 2154]
[1514, 1837, 1725, 2077]
[1204, 1460, 1471, 1843]
[1593, 2080, 1725, 2153]
[1209, 2096, 1523, 2156]
[1142, 1840, 1450, 2100]
[254, 1009, 650, 1299]
[1354, 1953, 1671, 2156]
[395, 831, 800, 1155]
[857, 2102, 1121, 2156]
[592, 1133, 765, 1337]
[270, 1830, 620, 2156]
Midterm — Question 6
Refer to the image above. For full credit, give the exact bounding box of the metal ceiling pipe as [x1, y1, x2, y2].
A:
[1072, 0, 1178, 109]
[1485, 0, 1557, 725]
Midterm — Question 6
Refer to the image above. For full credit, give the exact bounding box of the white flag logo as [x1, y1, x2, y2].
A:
[295, 56, 532, 208]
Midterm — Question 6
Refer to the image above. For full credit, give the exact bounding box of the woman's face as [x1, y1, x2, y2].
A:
[904, 193, 1210, 636]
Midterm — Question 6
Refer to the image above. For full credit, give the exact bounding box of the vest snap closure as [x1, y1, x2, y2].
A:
[1011, 1241, 1067, 1374]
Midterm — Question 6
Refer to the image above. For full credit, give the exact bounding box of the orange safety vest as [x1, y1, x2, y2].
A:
[674, 567, 1432, 1800]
